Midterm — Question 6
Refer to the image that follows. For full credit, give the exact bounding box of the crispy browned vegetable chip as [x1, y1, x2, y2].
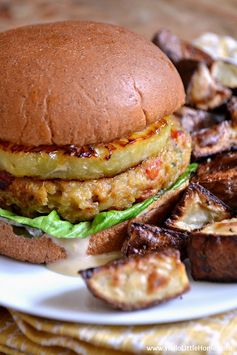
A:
[165, 183, 232, 232]
[184, 62, 231, 110]
[152, 29, 212, 65]
[188, 218, 237, 282]
[174, 106, 224, 134]
[194, 152, 237, 209]
[153, 30, 232, 110]
[191, 121, 237, 159]
[228, 96, 237, 127]
[211, 61, 237, 89]
[123, 222, 188, 259]
[80, 250, 190, 311]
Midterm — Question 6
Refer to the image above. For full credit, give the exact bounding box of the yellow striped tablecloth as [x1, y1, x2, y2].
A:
[0, 307, 237, 354]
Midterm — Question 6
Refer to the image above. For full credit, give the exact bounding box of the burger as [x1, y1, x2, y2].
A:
[0, 21, 192, 271]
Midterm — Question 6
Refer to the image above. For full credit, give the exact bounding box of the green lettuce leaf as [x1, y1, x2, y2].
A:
[0, 163, 198, 239]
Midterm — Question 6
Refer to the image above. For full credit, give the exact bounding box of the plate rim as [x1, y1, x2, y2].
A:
[1, 256, 237, 325]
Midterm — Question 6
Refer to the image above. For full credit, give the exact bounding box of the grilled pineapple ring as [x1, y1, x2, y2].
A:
[0, 116, 178, 180]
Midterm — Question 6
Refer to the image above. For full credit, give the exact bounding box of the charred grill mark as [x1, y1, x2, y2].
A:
[0, 118, 168, 159]
[97, 118, 167, 160]
[63, 144, 99, 158]
[63, 145, 78, 156]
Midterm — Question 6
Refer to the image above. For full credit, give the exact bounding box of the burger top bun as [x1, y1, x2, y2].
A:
[0, 21, 185, 147]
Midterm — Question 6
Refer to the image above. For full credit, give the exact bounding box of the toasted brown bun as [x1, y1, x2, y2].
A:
[0, 180, 188, 264]
[0, 21, 184, 147]
[0, 222, 66, 263]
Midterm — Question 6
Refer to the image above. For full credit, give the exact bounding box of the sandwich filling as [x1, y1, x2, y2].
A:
[0, 117, 171, 180]
[0, 117, 191, 223]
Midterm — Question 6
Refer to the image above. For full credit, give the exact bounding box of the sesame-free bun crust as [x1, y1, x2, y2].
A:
[0, 222, 66, 263]
[0, 21, 184, 146]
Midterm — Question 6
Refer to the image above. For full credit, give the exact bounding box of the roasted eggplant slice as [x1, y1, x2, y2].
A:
[80, 250, 190, 311]
[165, 183, 232, 232]
[175, 59, 201, 94]
[211, 60, 237, 89]
[194, 152, 237, 209]
[184, 62, 231, 110]
[122, 222, 188, 259]
[152, 29, 212, 65]
[188, 218, 237, 282]
[173, 60, 231, 110]
[228, 96, 237, 127]
[174, 106, 224, 134]
[201, 218, 237, 234]
[191, 121, 237, 159]
[153, 30, 233, 110]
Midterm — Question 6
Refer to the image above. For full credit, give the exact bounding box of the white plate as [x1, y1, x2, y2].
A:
[1, 255, 237, 325]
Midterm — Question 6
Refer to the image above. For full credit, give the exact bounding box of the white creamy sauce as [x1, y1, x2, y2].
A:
[47, 237, 121, 276]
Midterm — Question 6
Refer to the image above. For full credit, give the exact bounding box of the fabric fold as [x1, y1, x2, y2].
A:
[0, 307, 237, 354]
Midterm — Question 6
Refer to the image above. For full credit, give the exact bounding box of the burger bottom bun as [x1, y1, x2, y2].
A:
[0, 179, 188, 264]
[0, 222, 67, 264]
